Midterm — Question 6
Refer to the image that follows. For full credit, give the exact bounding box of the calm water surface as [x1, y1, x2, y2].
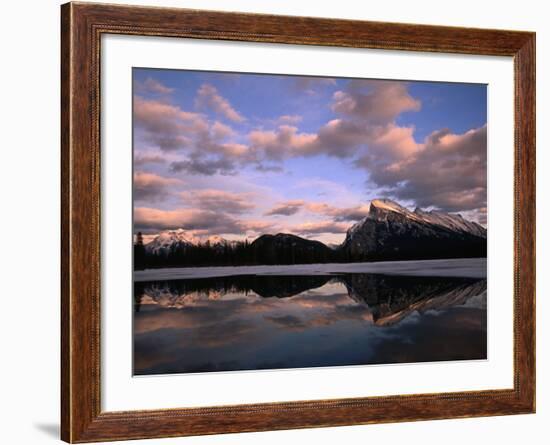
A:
[134, 269, 486, 375]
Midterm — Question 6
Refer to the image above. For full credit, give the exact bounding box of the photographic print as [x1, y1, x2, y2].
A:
[132, 69, 487, 376]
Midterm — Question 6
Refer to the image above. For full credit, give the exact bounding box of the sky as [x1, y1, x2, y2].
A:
[133, 68, 487, 245]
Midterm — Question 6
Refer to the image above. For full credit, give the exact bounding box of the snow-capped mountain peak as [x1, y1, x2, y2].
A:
[370, 198, 410, 215]
[201, 235, 226, 245]
[343, 198, 487, 261]
[368, 198, 425, 224]
[144, 229, 194, 254]
[144, 229, 233, 255]
[413, 207, 486, 238]
[363, 198, 486, 238]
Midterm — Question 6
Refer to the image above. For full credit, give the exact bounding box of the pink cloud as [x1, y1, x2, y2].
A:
[217, 143, 248, 157]
[134, 207, 241, 233]
[136, 77, 175, 95]
[314, 119, 372, 157]
[133, 76, 485, 222]
[368, 124, 421, 158]
[249, 126, 317, 160]
[134, 171, 182, 201]
[134, 96, 205, 132]
[289, 220, 349, 235]
[134, 153, 167, 166]
[277, 114, 303, 125]
[134, 207, 277, 236]
[305, 202, 371, 221]
[265, 200, 305, 216]
[134, 96, 207, 150]
[365, 125, 487, 215]
[240, 220, 276, 233]
[195, 84, 245, 123]
[293, 77, 337, 95]
[170, 158, 236, 176]
[179, 189, 256, 214]
[265, 199, 371, 222]
[332, 80, 421, 124]
[211, 121, 235, 139]
[248, 119, 417, 160]
[134, 95, 248, 174]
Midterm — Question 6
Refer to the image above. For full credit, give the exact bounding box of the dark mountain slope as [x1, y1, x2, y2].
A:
[341, 199, 486, 261]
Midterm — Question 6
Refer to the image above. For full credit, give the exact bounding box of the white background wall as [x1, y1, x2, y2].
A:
[0, 0, 546, 444]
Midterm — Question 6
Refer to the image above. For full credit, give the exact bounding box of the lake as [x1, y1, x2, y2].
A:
[133, 259, 487, 375]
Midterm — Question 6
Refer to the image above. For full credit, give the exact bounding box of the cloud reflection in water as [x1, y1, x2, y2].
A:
[133, 273, 486, 375]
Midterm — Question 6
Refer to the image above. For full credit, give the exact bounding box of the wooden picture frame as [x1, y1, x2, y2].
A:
[61, 2, 535, 442]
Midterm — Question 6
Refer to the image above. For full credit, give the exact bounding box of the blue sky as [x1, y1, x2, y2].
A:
[133, 68, 487, 244]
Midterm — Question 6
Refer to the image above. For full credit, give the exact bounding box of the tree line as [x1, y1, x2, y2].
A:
[133, 232, 345, 270]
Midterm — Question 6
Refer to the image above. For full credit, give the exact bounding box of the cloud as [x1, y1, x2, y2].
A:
[366, 124, 420, 158]
[134, 94, 251, 174]
[265, 200, 370, 222]
[475, 208, 487, 225]
[293, 77, 337, 95]
[305, 202, 371, 221]
[215, 143, 248, 157]
[239, 220, 277, 236]
[248, 121, 370, 160]
[314, 119, 376, 157]
[170, 157, 236, 176]
[244, 80, 423, 161]
[363, 125, 487, 214]
[332, 80, 421, 124]
[134, 207, 243, 234]
[135, 207, 277, 236]
[210, 121, 235, 139]
[249, 125, 317, 160]
[254, 163, 284, 173]
[134, 153, 167, 166]
[258, 114, 304, 129]
[289, 220, 349, 235]
[265, 200, 305, 216]
[133, 77, 485, 220]
[179, 189, 256, 214]
[135, 77, 175, 95]
[195, 83, 245, 122]
[134, 96, 207, 151]
[277, 114, 303, 125]
[247, 119, 418, 161]
[135, 81, 422, 175]
[134, 171, 182, 201]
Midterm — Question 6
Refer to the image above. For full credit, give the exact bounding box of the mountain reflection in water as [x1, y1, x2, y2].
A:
[134, 273, 487, 375]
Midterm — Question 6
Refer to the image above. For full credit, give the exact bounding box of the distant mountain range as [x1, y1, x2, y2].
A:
[145, 229, 237, 255]
[137, 198, 486, 267]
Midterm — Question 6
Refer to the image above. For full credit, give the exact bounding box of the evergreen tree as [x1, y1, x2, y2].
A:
[134, 232, 146, 270]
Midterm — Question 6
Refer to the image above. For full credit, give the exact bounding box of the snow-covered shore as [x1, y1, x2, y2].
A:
[134, 257, 486, 282]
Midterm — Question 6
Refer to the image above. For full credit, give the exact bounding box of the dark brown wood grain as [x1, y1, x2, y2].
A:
[60, 2, 536, 443]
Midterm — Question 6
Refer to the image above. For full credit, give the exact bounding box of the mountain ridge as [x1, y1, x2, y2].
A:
[342, 199, 486, 261]
[136, 198, 486, 267]
[145, 229, 236, 255]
